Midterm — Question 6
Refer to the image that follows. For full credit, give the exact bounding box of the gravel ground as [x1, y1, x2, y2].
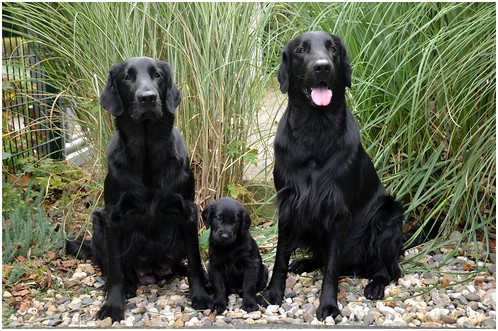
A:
[3, 240, 496, 328]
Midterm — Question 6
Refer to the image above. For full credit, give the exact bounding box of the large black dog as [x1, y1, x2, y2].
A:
[259, 32, 405, 320]
[202, 198, 268, 314]
[67, 57, 211, 322]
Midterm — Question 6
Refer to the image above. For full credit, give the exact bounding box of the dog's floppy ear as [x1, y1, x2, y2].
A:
[100, 65, 124, 116]
[337, 38, 352, 88]
[158, 60, 173, 88]
[158, 60, 182, 112]
[239, 208, 252, 236]
[201, 204, 214, 230]
[278, 48, 290, 94]
[167, 82, 182, 112]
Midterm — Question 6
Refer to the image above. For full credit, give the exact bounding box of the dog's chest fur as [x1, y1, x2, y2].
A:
[107, 120, 189, 196]
[274, 104, 361, 229]
[277, 106, 357, 179]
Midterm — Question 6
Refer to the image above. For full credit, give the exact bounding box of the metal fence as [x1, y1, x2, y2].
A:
[2, 30, 64, 174]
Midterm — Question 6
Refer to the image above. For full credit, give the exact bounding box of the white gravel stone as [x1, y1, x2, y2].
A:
[243, 311, 261, 319]
[376, 302, 397, 318]
[71, 271, 87, 280]
[266, 305, 280, 314]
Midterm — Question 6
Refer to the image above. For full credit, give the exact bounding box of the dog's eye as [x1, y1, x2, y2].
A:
[297, 47, 305, 54]
[124, 74, 132, 80]
[329, 46, 337, 53]
[154, 72, 161, 79]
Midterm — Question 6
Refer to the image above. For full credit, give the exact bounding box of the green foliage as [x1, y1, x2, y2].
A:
[3, 156, 99, 224]
[17, 156, 85, 191]
[198, 228, 210, 254]
[4, 263, 31, 286]
[2, 188, 65, 265]
[2, 179, 26, 215]
[2, 160, 88, 280]
[227, 183, 249, 200]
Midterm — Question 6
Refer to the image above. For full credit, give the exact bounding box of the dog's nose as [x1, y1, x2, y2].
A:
[137, 91, 157, 104]
[220, 232, 231, 239]
[313, 59, 331, 73]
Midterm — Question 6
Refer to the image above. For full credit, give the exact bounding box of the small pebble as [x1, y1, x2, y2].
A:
[468, 301, 479, 311]
[285, 290, 297, 298]
[47, 319, 62, 327]
[363, 312, 374, 325]
[99, 317, 112, 328]
[482, 318, 496, 328]
[465, 293, 481, 301]
[243, 311, 261, 319]
[341, 307, 351, 317]
[441, 315, 457, 324]
[81, 298, 94, 305]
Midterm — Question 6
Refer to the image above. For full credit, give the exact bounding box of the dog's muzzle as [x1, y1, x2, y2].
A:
[213, 230, 236, 245]
[305, 59, 335, 107]
[131, 90, 163, 121]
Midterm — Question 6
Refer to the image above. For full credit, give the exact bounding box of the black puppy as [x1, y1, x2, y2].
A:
[259, 32, 405, 320]
[202, 197, 268, 314]
[66, 57, 211, 322]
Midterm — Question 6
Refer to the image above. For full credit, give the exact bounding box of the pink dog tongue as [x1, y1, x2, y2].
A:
[311, 87, 333, 106]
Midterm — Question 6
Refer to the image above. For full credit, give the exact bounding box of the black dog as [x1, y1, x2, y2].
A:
[202, 197, 268, 314]
[66, 57, 211, 322]
[258, 32, 405, 320]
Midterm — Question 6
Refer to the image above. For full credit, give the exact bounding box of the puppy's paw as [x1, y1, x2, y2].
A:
[96, 303, 124, 322]
[258, 288, 283, 307]
[212, 301, 228, 315]
[364, 279, 386, 300]
[316, 303, 340, 321]
[289, 258, 319, 274]
[125, 284, 138, 299]
[190, 292, 212, 311]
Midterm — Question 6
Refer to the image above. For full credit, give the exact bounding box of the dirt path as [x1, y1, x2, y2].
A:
[243, 86, 286, 181]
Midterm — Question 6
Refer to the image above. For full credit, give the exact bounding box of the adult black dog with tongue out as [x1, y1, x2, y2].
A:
[66, 57, 211, 322]
[258, 32, 405, 320]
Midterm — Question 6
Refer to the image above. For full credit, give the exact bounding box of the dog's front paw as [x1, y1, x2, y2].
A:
[159, 194, 187, 217]
[316, 303, 340, 321]
[190, 291, 212, 311]
[258, 288, 283, 307]
[96, 303, 124, 322]
[364, 279, 386, 300]
[117, 192, 145, 214]
[241, 300, 259, 313]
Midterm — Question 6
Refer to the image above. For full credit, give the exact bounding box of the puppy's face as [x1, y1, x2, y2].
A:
[202, 198, 251, 246]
